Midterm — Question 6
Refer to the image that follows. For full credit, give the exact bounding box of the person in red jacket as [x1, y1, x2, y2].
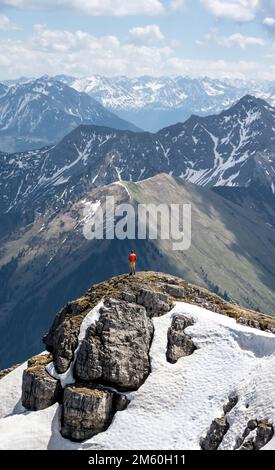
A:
[128, 250, 137, 276]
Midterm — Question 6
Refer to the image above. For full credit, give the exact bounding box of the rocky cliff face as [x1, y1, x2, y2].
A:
[20, 272, 275, 444]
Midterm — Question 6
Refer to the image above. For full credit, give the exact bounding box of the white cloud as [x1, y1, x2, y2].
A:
[0, 13, 10, 30]
[263, 17, 275, 26]
[0, 13, 19, 30]
[196, 39, 208, 46]
[201, 1, 275, 29]
[216, 32, 265, 48]
[201, 0, 259, 22]
[129, 25, 164, 45]
[0, 0, 165, 16]
[200, 30, 265, 48]
[170, 0, 185, 11]
[0, 24, 274, 81]
[166, 56, 275, 80]
[0, 25, 174, 77]
[262, 2, 275, 32]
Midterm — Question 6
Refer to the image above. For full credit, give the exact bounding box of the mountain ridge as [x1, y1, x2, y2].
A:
[0, 77, 139, 153]
[54, 75, 275, 131]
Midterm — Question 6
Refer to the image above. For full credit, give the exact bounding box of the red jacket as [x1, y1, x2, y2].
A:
[128, 253, 137, 263]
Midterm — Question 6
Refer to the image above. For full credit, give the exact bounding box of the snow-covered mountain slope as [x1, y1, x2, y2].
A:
[0, 298, 274, 450]
[69, 75, 274, 112]
[157, 95, 275, 188]
[0, 77, 139, 153]
[1, 94, 274, 227]
[57, 75, 274, 131]
[0, 83, 8, 99]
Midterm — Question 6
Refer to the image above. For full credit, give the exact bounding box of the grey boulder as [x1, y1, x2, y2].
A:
[75, 298, 154, 390]
[136, 288, 172, 318]
[163, 284, 186, 298]
[166, 314, 196, 364]
[201, 417, 229, 450]
[22, 354, 62, 410]
[61, 385, 116, 442]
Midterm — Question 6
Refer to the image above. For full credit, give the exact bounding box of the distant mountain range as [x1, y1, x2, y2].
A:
[4, 75, 275, 133]
[0, 77, 139, 152]
[52, 75, 275, 131]
[1, 94, 274, 238]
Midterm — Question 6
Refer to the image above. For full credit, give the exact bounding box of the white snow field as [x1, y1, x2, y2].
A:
[0, 302, 274, 450]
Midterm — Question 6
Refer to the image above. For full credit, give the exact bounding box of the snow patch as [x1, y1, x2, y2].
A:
[114, 181, 131, 197]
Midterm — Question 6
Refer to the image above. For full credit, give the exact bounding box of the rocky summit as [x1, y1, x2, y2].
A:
[11, 272, 274, 446]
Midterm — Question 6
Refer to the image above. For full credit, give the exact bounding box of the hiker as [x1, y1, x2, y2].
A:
[128, 250, 137, 276]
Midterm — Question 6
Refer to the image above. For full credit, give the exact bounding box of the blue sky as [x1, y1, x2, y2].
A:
[0, 0, 275, 79]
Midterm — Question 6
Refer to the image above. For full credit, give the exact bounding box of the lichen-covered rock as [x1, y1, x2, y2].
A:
[254, 421, 274, 449]
[43, 297, 91, 350]
[27, 354, 52, 368]
[136, 288, 172, 318]
[163, 284, 186, 298]
[237, 317, 260, 329]
[75, 298, 154, 390]
[121, 292, 136, 303]
[61, 385, 116, 441]
[22, 354, 62, 410]
[43, 297, 92, 373]
[201, 417, 229, 450]
[166, 314, 196, 364]
[51, 319, 80, 374]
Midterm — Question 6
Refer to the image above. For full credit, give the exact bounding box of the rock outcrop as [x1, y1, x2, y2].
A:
[22, 272, 275, 444]
[200, 394, 238, 450]
[43, 273, 275, 378]
[237, 317, 260, 330]
[22, 354, 62, 411]
[136, 288, 173, 318]
[201, 417, 229, 450]
[200, 397, 274, 451]
[61, 385, 124, 442]
[44, 297, 92, 374]
[163, 284, 186, 299]
[166, 314, 196, 364]
[75, 298, 154, 390]
[223, 393, 238, 415]
[236, 419, 274, 450]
